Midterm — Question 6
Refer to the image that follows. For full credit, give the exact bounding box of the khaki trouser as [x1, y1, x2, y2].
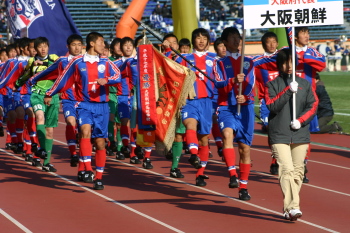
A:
[271, 143, 308, 212]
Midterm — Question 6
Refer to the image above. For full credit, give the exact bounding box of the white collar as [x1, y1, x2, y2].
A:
[264, 50, 277, 56]
[296, 45, 308, 52]
[67, 54, 75, 61]
[83, 53, 99, 64]
[18, 55, 29, 61]
[226, 50, 240, 60]
[193, 50, 207, 57]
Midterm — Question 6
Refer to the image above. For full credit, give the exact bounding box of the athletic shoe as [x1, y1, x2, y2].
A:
[5, 143, 12, 150]
[183, 142, 190, 154]
[70, 155, 79, 167]
[83, 171, 95, 183]
[22, 151, 26, 157]
[284, 211, 290, 220]
[106, 146, 114, 156]
[35, 149, 47, 159]
[25, 154, 33, 162]
[270, 163, 279, 175]
[188, 154, 202, 169]
[77, 171, 85, 181]
[334, 121, 343, 132]
[289, 209, 302, 221]
[109, 141, 117, 152]
[130, 156, 141, 164]
[32, 158, 41, 167]
[303, 175, 309, 183]
[11, 143, 17, 153]
[135, 146, 144, 160]
[165, 148, 173, 160]
[195, 175, 209, 187]
[31, 143, 38, 153]
[229, 175, 239, 188]
[16, 143, 24, 154]
[0, 126, 4, 137]
[218, 148, 223, 157]
[170, 168, 184, 178]
[121, 146, 131, 158]
[209, 151, 213, 158]
[238, 189, 251, 201]
[142, 158, 153, 169]
[115, 151, 125, 160]
[93, 179, 104, 190]
[42, 163, 57, 172]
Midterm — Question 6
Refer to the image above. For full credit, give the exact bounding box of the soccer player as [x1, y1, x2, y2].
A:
[213, 37, 226, 59]
[176, 28, 216, 186]
[213, 27, 255, 201]
[44, 32, 121, 190]
[16, 37, 59, 171]
[162, 33, 179, 59]
[178, 38, 191, 54]
[109, 38, 122, 61]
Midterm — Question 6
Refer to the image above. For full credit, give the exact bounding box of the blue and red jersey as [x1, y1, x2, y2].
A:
[296, 46, 326, 90]
[176, 52, 215, 99]
[29, 55, 77, 100]
[0, 56, 28, 95]
[46, 54, 121, 103]
[113, 57, 137, 96]
[213, 54, 255, 106]
[0, 58, 17, 95]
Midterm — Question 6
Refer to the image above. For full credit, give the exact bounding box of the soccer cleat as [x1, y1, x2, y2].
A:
[11, 143, 18, 153]
[83, 171, 95, 183]
[32, 158, 41, 167]
[188, 154, 202, 169]
[42, 163, 57, 172]
[121, 146, 131, 158]
[25, 154, 33, 162]
[195, 175, 209, 187]
[170, 168, 184, 178]
[142, 158, 153, 169]
[22, 151, 26, 157]
[209, 151, 213, 158]
[0, 126, 4, 137]
[165, 148, 173, 160]
[35, 149, 48, 159]
[270, 163, 279, 175]
[218, 148, 223, 157]
[130, 156, 142, 164]
[109, 141, 117, 152]
[70, 155, 79, 167]
[5, 143, 12, 150]
[16, 143, 24, 154]
[238, 189, 251, 201]
[229, 175, 239, 188]
[106, 147, 114, 156]
[135, 146, 144, 160]
[289, 209, 302, 221]
[77, 171, 86, 181]
[182, 142, 190, 154]
[93, 179, 104, 190]
[31, 143, 38, 153]
[115, 151, 125, 160]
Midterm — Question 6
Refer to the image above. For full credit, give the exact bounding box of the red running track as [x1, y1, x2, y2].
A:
[1, 113, 349, 233]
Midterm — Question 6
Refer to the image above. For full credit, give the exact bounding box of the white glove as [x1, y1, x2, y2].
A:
[289, 81, 298, 93]
[291, 120, 301, 130]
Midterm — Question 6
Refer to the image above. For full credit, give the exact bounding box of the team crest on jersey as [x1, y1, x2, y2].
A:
[6, 0, 43, 38]
[243, 61, 250, 70]
[206, 60, 213, 67]
[98, 64, 106, 73]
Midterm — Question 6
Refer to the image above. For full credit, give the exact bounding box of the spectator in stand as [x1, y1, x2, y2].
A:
[209, 29, 217, 43]
[161, 4, 171, 18]
[200, 7, 208, 21]
[179, 38, 191, 54]
[208, 9, 219, 21]
[149, 11, 158, 27]
[218, 7, 226, 21]
[312, 73, 343, 134]
[153, 4, 162, 15]
[237, 4, 244, 18]
[230, 4, 239, 17]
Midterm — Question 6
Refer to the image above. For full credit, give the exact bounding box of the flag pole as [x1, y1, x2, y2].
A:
[237, 29, 246, 115]
[292, 27, 296, 121]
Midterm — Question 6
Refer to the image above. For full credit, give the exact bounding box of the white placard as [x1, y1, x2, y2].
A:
[243, 0, 344, 29]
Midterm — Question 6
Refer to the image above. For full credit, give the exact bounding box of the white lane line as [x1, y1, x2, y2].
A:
[0, 148, 184, 233]
[0, 208, 32, 233]
[51, 139, 339, 232]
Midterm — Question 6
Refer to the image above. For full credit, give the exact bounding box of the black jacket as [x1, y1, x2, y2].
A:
[316, 80, 334, 118]
[265, 74, 318, 144]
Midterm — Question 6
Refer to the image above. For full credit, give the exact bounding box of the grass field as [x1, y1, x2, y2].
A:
[254, 71, 350, 134]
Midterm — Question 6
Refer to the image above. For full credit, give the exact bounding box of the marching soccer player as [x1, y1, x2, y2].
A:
[176, 28, 216, 186]
[44, 32, 121, 190]
[25, 34, 84, 167]
[213, 27, 255, 201]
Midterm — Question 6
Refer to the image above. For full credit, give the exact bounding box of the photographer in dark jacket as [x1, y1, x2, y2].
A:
[313, 73, 343, 134]
[265, 49, 318, 221]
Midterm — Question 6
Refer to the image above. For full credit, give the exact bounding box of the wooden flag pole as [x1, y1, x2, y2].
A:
[237, 29, 246, 115]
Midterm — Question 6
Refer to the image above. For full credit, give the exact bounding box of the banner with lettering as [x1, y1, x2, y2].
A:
[243, 0, 343, 29]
